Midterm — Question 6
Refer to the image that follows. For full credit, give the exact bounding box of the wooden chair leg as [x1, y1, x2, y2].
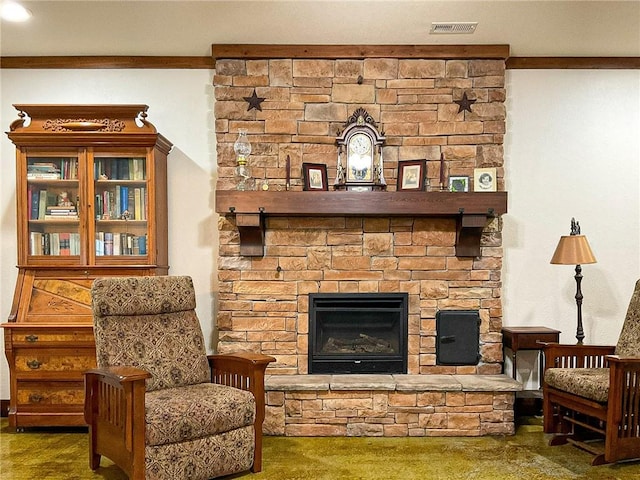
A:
[89, 452, 101, 471]
[542, 390, 555, 433]
[251, 427, 263, 473]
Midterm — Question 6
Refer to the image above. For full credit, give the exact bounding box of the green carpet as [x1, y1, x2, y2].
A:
[2, 419, 639, 479]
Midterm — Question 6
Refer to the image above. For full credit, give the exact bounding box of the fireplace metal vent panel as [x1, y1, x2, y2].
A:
[309, 293, 408, 374]
[436, 310, 480, 365]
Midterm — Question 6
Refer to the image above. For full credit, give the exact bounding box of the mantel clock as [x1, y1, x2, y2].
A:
[335, 108, 386, 191]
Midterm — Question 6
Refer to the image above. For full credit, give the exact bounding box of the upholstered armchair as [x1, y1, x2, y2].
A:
[84, 276, 275, 480]
[542, 279, 640, 465]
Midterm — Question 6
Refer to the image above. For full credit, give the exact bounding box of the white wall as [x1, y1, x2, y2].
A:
[1, 68, 639, 399]
[0, 69, 217, 399]
[503, 69, 640, 385]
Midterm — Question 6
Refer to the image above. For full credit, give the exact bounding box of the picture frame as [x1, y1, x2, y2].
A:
[302, 163, 328, 191]
[473, 167, 497, 192]
[449, 176, 469, 192]
[397, 159, 426, 191]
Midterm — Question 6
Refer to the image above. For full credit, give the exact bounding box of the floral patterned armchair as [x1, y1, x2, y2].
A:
[84, 276, 274, 480]
[542, 279, 640, 465]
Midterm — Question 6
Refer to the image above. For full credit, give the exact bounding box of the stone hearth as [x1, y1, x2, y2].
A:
[264, 374, 521, 436]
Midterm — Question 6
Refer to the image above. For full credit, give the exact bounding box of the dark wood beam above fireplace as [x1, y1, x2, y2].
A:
[216, 191, 507, 257]
[211, 44, 510, 60]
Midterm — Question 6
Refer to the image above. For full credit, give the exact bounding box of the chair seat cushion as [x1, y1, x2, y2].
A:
[544, 368, 610, 403]
[145, 383, 255, 447]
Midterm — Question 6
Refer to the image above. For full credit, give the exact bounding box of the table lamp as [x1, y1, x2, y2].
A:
[550, 218, 597, 344]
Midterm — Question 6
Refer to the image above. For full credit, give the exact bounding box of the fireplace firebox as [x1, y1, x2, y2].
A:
[308, 293, 408, 374]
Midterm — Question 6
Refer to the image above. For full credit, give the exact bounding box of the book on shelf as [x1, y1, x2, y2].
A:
[132, 158, 145, 180]
[43, 233, 50, 255]
[138, 235, 147, 255]
[27, 162, 61, 179]
[28, 186, 37, 219]
[113, 232, 121, 255]
[127, 188, 135, 217]
[44, 215, 78, 221]
[46, 205, 76, 212]
[28, 161, 58, 171]
[120, 186, 129, 217]
[95, 232, 104, 256]
[37, 190, 47, 220]
[134, 188, 142, 220]
[27, 172, 61, 180]
[69, 233, 80, 255]
[104, 232, 114, 255]
[114, 185, 122, 218]
[29, 232, 42, 255]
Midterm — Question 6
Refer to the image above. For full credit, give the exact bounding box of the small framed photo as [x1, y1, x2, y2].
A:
[302, 163, 328, 191]
[449, 176, 469, 192]
[474, 167, 497, 192]
[397, 160, 426, 191]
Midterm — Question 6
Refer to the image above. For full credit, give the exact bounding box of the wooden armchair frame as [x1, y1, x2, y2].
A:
[543, 343, 640, 465]
[85, 352, 274, 480]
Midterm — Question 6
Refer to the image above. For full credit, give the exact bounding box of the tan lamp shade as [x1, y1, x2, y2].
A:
[550, 235, 597, 265]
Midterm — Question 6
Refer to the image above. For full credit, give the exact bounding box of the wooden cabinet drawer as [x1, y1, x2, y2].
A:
[13, 328, 95, 346]
[15, 348, 96, 376]
[509, 332, 559, 349]
[502, 327, 560, 351]
[16, 381, 85, 409]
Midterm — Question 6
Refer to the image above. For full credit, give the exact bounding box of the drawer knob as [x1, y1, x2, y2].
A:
[26, 359, 42, 370]
[25, 335, 39, 343]
[29, 394, 44, 403]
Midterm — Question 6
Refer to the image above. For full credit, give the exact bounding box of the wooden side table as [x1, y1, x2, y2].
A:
[502, 326, 561, 393]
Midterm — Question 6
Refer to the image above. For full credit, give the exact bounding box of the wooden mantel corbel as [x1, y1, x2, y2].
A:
[234, 211, 265, 257]
[216, 191, 507, 257]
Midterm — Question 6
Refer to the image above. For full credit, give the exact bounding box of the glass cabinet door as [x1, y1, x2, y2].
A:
[92, 153, 149, 260]
[26, 154, 80, 258]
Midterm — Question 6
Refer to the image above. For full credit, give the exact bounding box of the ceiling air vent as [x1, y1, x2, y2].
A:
[430, 22, 478, 34]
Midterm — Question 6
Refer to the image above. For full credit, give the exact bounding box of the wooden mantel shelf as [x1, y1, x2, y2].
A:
[215, 190, 507, 257]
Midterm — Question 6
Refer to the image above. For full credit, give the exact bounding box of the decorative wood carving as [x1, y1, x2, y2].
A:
[43, 118, 126, 132]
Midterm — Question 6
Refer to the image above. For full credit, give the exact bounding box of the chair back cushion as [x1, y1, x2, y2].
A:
[615, 279, 640, 357]
[91, 276, 210, 391]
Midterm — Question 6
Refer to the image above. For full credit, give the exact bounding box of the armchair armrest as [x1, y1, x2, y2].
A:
[84, 366, 151, 423]
[606, 356, 640, 433]
[84, 366, 151, 473]
[542, 343, 616, 371]
[208, 352, 275, 394]
[86, 366, 152, 384]
[208, 352, 275, 473]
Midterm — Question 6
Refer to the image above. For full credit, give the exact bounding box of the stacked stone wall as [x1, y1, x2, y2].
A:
[214, 56, 506, 377]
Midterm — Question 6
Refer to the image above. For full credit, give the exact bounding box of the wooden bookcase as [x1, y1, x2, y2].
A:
[2, 105, 172, 429]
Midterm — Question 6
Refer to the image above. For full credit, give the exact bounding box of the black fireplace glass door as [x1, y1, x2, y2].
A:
[309, 293, 408, 374]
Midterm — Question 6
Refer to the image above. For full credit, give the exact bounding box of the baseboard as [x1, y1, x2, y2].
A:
[1, 399, 9, 417]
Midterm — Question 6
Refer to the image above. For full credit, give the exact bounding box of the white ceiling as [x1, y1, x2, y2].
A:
[1, 1, 639, 58]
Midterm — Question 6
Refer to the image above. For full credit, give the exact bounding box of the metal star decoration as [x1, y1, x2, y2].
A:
[454, 92, 476, 113]
[243, 89, 266, 111]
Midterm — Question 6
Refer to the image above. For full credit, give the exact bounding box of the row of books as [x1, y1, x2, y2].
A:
[30, 232, 80, 256]
[96, 232, 147, 256]
[94, 157, 146, 181]
[29, 231, 148, 256]
[29, 187, 78, 220]
[95, 186, 146, 220]
[27, 159, 78, 180]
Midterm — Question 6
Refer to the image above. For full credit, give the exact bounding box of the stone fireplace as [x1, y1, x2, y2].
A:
[213, 44, 519, 436]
